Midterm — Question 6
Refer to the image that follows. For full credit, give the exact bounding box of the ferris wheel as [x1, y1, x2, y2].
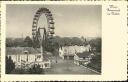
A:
[32, 8, 55, 53]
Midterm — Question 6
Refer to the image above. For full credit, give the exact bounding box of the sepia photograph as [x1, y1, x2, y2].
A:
[1, 1, 128, 81]
[5, 4, 102, 74]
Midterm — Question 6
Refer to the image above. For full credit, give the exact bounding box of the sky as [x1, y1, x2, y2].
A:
[6, 4, 101, 38]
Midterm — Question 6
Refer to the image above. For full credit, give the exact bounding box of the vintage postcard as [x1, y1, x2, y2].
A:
[0, 1, 127, 81]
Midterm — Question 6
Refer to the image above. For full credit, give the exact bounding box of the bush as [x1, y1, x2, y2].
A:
[28, 64, 44, 74]
[11, 68, 29, 74]
[87, 54, 101, 73]
[6, 56, 15, 74]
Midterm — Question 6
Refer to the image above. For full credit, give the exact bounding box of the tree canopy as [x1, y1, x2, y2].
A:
[24, 36, 33, 47]
[6, 36, 101, 53]
[6, 56, 15, 74]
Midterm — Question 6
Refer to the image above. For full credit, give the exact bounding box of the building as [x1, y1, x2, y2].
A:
[6, 47, 51, 69]
[59, 46, 75, 60]
[59, 44, 91, 60]
[74, 51, 94, 66]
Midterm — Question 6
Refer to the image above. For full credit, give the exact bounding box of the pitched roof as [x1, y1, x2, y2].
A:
[6, 47, 40, 55]
[63, 53, 74, 56]
[76, 51, 91, 58]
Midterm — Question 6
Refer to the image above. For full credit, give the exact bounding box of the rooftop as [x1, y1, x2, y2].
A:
[76, 51, 91, 58]
[6, 47, 40, 55]
[63, 53, 74, 56]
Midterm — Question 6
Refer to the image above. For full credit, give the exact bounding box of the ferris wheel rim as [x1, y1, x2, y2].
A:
[32, 7, 55, 42]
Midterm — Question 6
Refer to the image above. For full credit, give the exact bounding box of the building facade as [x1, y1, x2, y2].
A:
[6, 47, 51, 69]
[59, 45, 91, 60]
[74, 52, 94, 66]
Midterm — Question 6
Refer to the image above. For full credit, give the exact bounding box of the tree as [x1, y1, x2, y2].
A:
[29, 64, 44, 74]
[6, 38, 14, 47]
[24, 36, 33, 47]
[87, 54, 101, 72]
[89, 38, 101, 52]
[71, 37, 83, 46]
[6, 56, 15, 74]
[6, 38, 25, 47]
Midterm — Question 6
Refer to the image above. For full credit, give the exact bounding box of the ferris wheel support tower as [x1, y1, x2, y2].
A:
[32, 8, 55, 61]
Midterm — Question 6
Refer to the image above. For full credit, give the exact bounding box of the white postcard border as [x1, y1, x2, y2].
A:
[1, 1, 127, 81]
